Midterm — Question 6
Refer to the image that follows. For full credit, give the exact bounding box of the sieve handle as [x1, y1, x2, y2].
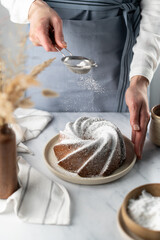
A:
[65, 48, 72, 56]
[55, 46, 73, 57]
[55, 46, 66, 57]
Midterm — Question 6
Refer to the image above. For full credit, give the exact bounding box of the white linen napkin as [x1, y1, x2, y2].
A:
[0, 108, 70, 225]
[12, 108, 53, 153]
[0, 157, 70, 225]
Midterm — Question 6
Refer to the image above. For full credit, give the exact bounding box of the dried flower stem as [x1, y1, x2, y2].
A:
[30, 58, 56, 77]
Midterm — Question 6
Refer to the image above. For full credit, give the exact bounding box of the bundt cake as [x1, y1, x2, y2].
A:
[53, 117, 126, 178]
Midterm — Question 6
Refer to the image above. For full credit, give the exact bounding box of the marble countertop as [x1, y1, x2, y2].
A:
[0, 112, 160, 240]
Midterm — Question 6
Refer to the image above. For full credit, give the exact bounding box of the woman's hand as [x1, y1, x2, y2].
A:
[125, 76, 150, 159]
[28, 0, 67, 51]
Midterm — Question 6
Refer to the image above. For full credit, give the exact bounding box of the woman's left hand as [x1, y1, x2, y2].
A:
[125, 75, 150, 159]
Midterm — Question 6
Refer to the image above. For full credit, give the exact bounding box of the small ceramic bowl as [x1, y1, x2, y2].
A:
[121, 183, 160, 240]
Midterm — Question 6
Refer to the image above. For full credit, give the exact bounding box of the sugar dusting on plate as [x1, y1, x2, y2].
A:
[128, 190, 160, 231]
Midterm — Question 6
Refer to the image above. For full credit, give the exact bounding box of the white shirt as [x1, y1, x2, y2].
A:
[1, 0, 160, 83]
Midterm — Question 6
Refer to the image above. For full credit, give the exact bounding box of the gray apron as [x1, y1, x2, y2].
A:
[26, 0, 141, 112]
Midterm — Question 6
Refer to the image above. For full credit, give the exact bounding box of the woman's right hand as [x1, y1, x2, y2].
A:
[28, 0, 67, 51]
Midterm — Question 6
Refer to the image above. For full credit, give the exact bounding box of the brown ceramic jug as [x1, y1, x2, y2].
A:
[149, 104, 160, 147]
[0, 124, 19, 199]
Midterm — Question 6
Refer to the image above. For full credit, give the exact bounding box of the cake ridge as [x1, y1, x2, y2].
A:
[99, 135, 118, 176]
[77, 137, 112, 176]
[57, 139, 100, 164]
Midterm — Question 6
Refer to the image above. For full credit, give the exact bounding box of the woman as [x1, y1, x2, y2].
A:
[1, 0, 160, 159]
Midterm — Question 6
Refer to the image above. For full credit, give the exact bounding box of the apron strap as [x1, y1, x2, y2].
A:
[121, 2, 137, 12]
[45, 0, 140, 11]
[115, 2, 141, 112]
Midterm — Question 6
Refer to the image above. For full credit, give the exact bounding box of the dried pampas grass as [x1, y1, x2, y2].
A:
[30, 58, 55, 78]
[42, 89, 59, 97]
[0, 29, 58, 126]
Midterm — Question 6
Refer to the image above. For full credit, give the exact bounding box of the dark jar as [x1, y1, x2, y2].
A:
[0, 124, 19, 199]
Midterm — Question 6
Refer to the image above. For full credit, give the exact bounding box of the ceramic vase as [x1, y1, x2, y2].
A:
[0, 124, 19, 199]
[149, 104, 160, 147]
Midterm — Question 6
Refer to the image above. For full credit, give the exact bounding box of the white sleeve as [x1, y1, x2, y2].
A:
[130, 0, 160, 83]
[0, 0, 35, 24]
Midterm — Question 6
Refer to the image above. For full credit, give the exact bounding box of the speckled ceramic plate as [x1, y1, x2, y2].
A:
[117, 207, 144, 240]
[44, 134, 136, 185]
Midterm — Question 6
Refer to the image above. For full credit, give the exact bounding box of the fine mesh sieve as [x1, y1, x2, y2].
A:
[55, 47, 97, 74]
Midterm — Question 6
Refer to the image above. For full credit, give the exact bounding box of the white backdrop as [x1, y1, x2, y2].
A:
[0, 4, 159, 110]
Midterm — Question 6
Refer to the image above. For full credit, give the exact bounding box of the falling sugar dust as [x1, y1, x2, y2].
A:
[77, 74, 104, 93]
[63, 73, 104, 111]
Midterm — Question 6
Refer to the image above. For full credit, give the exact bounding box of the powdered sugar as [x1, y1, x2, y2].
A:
[77, 74, 104, 93]
[128, 190, 160, 231]
[76, 60, 91, 68]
